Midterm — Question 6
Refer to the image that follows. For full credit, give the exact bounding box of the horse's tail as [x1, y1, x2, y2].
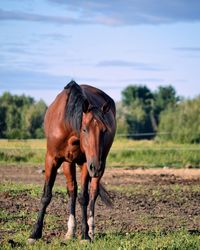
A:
[99, 182, 113, 208]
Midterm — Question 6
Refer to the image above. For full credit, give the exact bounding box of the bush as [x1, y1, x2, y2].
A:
[158, 96, 200, 143]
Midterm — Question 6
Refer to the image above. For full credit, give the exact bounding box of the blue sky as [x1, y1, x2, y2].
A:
[0, 0, 200, 105]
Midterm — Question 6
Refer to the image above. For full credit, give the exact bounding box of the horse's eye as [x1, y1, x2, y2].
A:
[82, 128, 87, 133]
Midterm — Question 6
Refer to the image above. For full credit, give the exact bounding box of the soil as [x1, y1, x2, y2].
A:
[1, 165, 200, 242]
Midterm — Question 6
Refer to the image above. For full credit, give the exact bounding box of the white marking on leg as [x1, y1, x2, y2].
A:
[88, 216, 94, 241]
[27, 238, 37, 244]
[65, 214, 76, 239]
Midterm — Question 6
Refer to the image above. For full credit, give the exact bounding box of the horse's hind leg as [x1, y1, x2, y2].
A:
[28, 152, 62, 243]
[62, 162, 77, 239]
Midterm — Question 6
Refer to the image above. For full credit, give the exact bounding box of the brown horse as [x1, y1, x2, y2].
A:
[28, 81, 116, 243]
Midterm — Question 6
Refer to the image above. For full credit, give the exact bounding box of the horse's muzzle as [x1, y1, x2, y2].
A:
[87, 162, 102, 178]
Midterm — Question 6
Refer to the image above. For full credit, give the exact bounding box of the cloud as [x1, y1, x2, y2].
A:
[0, 9, 88, 25]
[48, 0, 200, 25]
[40, 33, 69, 41]
[173, 47, 200, 52]
[124, 78, 165, 83]
[0, 69, 71, 90]
[1, 0, 200, 26]
[96, 60, 164, 71]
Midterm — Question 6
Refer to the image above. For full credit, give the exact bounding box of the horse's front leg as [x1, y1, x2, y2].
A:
[28, 153, 62, 243]
[62, 162, 77, 239]
[78, 163, 90, 240]
[88, 177, 100, 241]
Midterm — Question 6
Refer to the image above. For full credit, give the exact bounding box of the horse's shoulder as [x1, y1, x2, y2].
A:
[44, 90, 69, 135]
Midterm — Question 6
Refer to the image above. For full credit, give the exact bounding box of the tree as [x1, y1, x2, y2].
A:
[115, 102, 128, 135]
[26, 100, 47, 138]
[122, 85, 153, 109]
[0, 92, 47, 139]
[0, 105, 7, 138]
[153, 85, 180, 126]
[120, 84, 180, 139]
[121, 85, 154, 139]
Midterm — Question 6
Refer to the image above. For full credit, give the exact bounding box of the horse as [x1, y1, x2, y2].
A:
[28, 80, 116, 243]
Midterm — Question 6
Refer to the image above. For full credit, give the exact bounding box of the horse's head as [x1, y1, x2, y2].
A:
[80, 100, 110, 178]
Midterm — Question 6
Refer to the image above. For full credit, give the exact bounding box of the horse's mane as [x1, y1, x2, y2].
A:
[64, 80, 86, 134]
[64, 80, 115, 134]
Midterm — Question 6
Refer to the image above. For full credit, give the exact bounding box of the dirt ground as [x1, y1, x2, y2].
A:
[1, 165, 200, 241]
[1, 164, 200, 186]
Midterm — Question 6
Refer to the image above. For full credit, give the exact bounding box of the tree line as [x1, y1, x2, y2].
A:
[0, 92, 47, 139]
[117, 85, 200, 143]
[0, 86, 199, 143]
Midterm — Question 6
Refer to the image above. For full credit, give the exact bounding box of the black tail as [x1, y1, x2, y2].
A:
[99, 183, 113, 208]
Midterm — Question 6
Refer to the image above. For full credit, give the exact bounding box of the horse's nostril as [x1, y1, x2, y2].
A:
[90, 163, 95, 171]
[90, 163, 97, 175]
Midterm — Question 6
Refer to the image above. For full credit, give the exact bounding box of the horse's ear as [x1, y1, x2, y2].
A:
[83, 99, 89, 113]
[102, 101, 110, 113]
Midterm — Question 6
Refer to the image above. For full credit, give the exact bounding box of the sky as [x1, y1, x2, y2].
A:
[0, 0, 200, 105]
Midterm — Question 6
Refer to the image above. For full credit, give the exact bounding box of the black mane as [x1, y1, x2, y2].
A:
[64, 80, 114, 134]
[64, 80, 86, 134]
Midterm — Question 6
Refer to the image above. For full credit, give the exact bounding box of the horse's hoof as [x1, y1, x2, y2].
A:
[80, 236, 91, 244]
[27, 238, 37, 244]
[64, 233, 76, 240]
[80, 238, 91, 244]
[88, 234, 94, 241]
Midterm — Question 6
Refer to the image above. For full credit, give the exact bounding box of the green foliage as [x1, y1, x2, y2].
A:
[119, 85, 179, 139]
[115, 102, 128, 135]
[121, 85, 154, 139]
[0, 92, 47, 139]
[122, 85, 153, 107]
[153, 85, 179, 123]
[158, 96, 200, 143]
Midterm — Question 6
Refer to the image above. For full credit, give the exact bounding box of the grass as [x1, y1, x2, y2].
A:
[1, 181, 200, 250]
[108, 182, 200, 197]
[0, 139, 200, 168]
[108, 139, 200, 168]
[1, 231, 200, 250]
[0, 139, 45, 164]
[0, 181, 67, 198]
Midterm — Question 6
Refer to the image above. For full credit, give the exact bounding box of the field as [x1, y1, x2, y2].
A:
[0, 139, 200, 168]
[0, 139, 200, 249]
